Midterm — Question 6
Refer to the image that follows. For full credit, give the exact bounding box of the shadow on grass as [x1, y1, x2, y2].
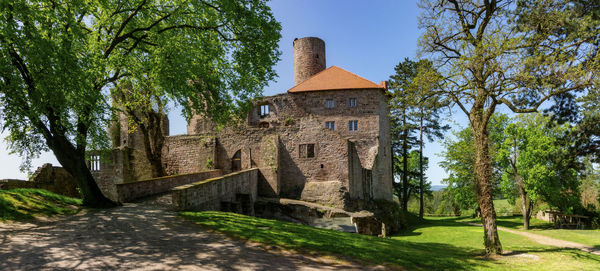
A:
[181, 212, 499, 270]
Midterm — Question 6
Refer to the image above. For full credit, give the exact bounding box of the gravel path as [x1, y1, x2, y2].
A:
[0, 200, 377, 270]
[465, 222, 600, 255]
[496, 226, 600, 255]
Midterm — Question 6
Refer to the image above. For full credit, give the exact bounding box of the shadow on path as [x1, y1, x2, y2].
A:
[0, 199, 370, 270]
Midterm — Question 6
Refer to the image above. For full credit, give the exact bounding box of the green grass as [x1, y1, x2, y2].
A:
[180, 211, 600, 270]
[460, 215, 600, 248]
[0, 188, 82, 221]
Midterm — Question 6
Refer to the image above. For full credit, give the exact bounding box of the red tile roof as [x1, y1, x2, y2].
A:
[288, 66, 386, 93]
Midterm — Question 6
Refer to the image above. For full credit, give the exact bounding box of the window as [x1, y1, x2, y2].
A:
[90, 155, 101, 171]
[325, 121, 335, 130]
[348, 120, 358, 131]
[260, 104, 269, 117]
[349, 98, 357, 107]
[299, 144, 315, 158]
[325, 99, 334, 108]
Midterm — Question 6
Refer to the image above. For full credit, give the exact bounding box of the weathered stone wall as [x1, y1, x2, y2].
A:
[171, 168, 258, 211]
[162, 135, 217, 176]
[116, 169, 222, 202]
[0, 164, 80, 198]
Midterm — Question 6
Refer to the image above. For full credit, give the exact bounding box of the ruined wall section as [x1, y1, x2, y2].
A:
[373, 91, 393, 201]
[162, 135, 217, 176]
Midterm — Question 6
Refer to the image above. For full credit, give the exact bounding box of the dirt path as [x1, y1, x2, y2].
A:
[465, 222, 600, 256]
[496, 226, 600, 255]
[0, 200, 376, 270]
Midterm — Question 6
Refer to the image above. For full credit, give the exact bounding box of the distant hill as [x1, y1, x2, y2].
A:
[431, 185, 447, 192]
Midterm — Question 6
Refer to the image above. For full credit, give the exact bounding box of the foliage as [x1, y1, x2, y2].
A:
[497, 113, 579, 214]
[181, 211, 600, 270]
[0, 188, 82, 221]
[393, 150, 432, 205]
[0, 0, 281, 206]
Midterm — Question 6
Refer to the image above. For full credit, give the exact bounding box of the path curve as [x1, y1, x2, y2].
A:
[0, 202, 376, 270]
[465, 222, 600, 256]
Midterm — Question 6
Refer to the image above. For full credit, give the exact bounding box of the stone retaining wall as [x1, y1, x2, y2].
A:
[171, 168, 258, 212]
[116, 170, 222, 202]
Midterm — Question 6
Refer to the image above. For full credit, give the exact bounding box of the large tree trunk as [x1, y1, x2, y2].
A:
[402, 108, 409, 212]
[472, 117, 503, 255]
[139, 111, 167, 178]
[47, 135, 117, 207]
[419, 112, 424, 219]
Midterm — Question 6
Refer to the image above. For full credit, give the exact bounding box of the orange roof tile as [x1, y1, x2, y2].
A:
[288, 66, 385, 93]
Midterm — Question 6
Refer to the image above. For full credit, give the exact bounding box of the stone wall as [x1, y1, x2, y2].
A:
[162, 135, 217, 176]
[116, 170, 222, 202]
[171, 168, 258, 212]
[0, 164, 80, 198]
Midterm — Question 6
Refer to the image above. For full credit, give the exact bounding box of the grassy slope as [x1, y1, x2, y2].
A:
[0, 188, 82, 221]
[461, 215, 600, 248]
[180, 211, 600, 270]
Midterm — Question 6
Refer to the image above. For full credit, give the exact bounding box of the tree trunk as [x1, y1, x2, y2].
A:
[514, 173, 532, 230]
[419, 111, 424, 219]
[402, 108, 409, 212]
[142, 111, 167, 178]
[472, 117, 503, 255]
[47, 135, 117, 207]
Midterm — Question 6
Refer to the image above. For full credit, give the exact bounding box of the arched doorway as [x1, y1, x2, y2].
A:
[231, 150, 241, 172]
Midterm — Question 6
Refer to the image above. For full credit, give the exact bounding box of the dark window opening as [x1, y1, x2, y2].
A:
[320, 164, 324, 169]
[316, 54, 319, 59]
[299, 144, 315, 158]
[231, 150, 242, 172]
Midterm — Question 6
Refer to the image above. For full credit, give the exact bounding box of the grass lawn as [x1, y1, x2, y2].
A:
[0, 188, 82, 221]
[180, 211, 600, 270]
[461, 215, 600, 248]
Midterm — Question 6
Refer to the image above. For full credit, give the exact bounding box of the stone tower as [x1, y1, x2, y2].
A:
[293, 37, 326, 85]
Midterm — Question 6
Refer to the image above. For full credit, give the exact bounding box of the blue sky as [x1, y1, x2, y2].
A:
[0, 1, 471, 185]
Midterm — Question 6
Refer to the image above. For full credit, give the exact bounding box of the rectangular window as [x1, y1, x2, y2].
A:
[299, 144, 315, 158]
[349, 98, 357, 107]
[325, 121, 335, 130]
[348, 120, 358, 131]
[325, 99, 334, 108]
[90, 155, 101, 171]
[260, 105, 269, 117]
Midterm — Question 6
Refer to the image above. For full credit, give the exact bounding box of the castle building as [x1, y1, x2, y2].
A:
[95, 37, 392, 211]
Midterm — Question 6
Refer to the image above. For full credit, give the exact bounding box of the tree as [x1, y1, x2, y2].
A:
[388, 58, 448, 215]
[418, 0, 599, 254]
[0, 0, 281, 207]
[497, 113, 577, 229]
[389, 58, 419, 212]
[393, 150, 432, 208]
[412, 60, 449, 218]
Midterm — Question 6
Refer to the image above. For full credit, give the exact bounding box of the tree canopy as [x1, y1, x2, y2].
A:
[0, 0, 281, 206]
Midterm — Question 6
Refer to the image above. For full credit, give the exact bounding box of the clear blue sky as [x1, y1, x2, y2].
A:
[0, 1, 470, 185]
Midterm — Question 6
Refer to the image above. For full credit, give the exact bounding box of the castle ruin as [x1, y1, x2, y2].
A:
[92, 37, 393, 220]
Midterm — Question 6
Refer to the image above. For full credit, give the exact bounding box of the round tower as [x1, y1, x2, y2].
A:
[293, 37, 326, 85]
